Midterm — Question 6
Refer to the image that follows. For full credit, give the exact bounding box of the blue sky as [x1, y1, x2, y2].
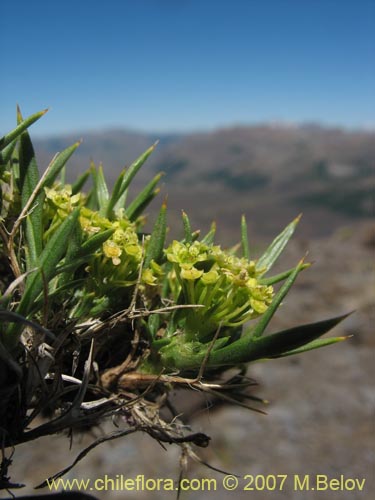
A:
[1, 0, 374, 136]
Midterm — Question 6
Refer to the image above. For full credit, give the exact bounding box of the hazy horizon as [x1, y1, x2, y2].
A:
[24, 118, 375, 141]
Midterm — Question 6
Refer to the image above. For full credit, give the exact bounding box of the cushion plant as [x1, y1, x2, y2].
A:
[0, 108, 348, 490]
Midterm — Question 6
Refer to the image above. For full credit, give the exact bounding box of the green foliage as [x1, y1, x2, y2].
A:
[0, 109, 350, 484]
[0, 109, 347, 375]
[0, 111, 350, 371]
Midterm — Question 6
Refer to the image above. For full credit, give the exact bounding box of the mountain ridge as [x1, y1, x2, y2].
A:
[33, 123, 375, 243]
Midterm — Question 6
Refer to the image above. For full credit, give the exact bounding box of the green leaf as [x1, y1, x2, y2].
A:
[244, 313, 350, 361]
[106, 168, 126, 216]
[113, 189, 128, 213]
[0, 108, 48, 151]
[4, 210, 79, 349]
[124, 172, 164, 221]
[72, 168, 91, 195]
[273, 336, 348, 357]
[121, 142, 158, 198]
[17, 107, 44, 268]
[85, 188, 97, 210]
[0, 138, 18, 167]
[111, 142, 158, 214]
[30, 279, 86, 314]
[144, 199, 167, 267]
[201, 221, 216, 245]
[259, 263, 311, 286]
[191, 229, 201, 242]
[43, 140, 82, 188]
[147, 313, 161, 338]
[256, 214, 301, 274]
[92, 163, 109, 215]
[85, 161, 100, 210]
[54, 256, 92, 276]
[241, 215, 250, 259]
[128, 190, 160, 223]
[56, 230, 115, 286]
[17, 209, 80, 317]
[60, 165, 66, 185]
[207, 313, 350, 367]
[251, 258, 306, 339]
[76, 228, 115, 257]
[55, 223, 82, 288]
[181, 210, 193, 244]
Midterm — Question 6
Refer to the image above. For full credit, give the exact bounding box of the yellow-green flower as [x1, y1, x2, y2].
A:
[103, 240, 122, 265]
[79, 207, 112, 235]
[165, 240, 213, 266]
[200, 268, 219, 285]
[142, 268, 158, 285]
[164, 237, 274, 341]
[180, 265, 204, 280]
[45, 185, 81, 217]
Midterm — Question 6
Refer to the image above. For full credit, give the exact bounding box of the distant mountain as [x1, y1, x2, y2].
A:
[34, 124, 375, 244]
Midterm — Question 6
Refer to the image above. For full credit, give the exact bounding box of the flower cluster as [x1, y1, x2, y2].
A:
[165, 239, 273, 341]
[42, 184, 161, 319]
[80, 206, 158, 289]
[44, 184, 82, 239]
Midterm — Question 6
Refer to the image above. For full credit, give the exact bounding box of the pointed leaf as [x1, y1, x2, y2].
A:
[93, 163, 109, 214]
[111, 142, 158, 213]
[18, 107, 43, 267]
[207, 313, 350, 367]
[55, 223, 82, 288]
[0, 108, 48, 150]
[30, 278, 87, 315]
[4, 210, 79, 348]
[273, 336, 348, 357]
[77, 228, 115, 257]
[113, 189, 128, 213]
[256, 214, 301, 273]
[72, 168, 91, 194]
[43, 140, 82, 188]
[241, 215, 250, 259]
[106, 168, 126, 216]
[124, 172, 164, 221]
[128, 189, 160, 223]
[85, 187, 97, 210]
[54, 256, 93, 275]
[60, 165, 66, 185]
[85, 161, 100, 210]
[201, 222, 216, 245]
[251, 258, 306, 339]
[191, 229, 201, 242]
[147, 313, 161, 338]
[18, 209, 80, 316]
[0, 138, 18, 167]
[260, 263, 311, 286]
[181, 210, 193, 244]
[250, 313, 350, 360]
[144, 199, 167, 267]
[121, 142, 158, 197]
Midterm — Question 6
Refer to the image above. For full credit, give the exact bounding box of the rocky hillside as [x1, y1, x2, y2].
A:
[34, 124, 375, 244]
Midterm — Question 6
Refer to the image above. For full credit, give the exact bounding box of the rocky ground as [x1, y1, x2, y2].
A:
[4, 222, 374, 500]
